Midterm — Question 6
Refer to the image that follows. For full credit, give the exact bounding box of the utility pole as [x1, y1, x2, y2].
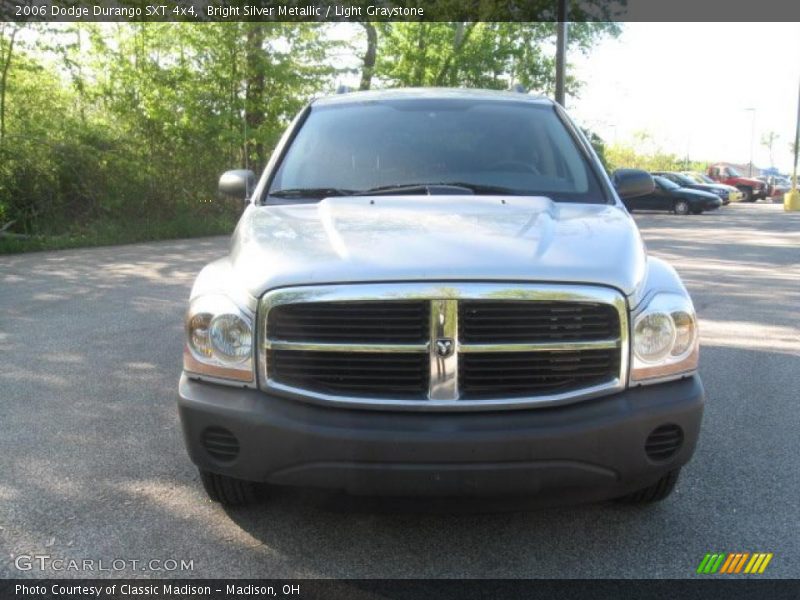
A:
[555, 0, 568, 107]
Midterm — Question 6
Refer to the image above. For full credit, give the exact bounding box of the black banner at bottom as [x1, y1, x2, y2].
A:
[2, 579, 800, 600]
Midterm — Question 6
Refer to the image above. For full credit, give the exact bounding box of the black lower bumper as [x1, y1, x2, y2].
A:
[178, 374, 704, 501]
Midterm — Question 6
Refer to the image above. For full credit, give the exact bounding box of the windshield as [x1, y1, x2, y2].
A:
[670, 173, 696, 186]
[726, 166, 742, 177]
[267, 99, 606, 203]
[654, 176, 680, 191]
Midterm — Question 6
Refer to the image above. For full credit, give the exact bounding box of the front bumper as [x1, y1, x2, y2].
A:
[696, 197, 722, 211]
[178, 373, 704, 502]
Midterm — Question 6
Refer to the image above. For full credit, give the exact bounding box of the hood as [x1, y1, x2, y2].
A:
[736, 176, 765, 187]
[229, 196, 647, 298]
[679, 187, 721, 200]
[692, 183, 726, 192]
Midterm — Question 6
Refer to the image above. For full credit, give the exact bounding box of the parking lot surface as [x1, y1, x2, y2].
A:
[1, 203, 798, 578]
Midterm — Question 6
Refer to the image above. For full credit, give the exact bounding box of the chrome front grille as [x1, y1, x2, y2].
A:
[259, 283, 628, 411]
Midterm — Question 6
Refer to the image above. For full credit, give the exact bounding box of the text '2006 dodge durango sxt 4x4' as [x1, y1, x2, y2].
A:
[178, 88, 704, 506]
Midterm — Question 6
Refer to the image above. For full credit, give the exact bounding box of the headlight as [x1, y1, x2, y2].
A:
[630, 292, 698, 385]
[184, 295, 254, 383]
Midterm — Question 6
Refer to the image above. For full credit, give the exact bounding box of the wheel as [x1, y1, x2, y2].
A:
[200, 469, 258, 506]
[738, 186, 754, 202]
[616, 469, 680, 504]
[674, 200, 690, 215]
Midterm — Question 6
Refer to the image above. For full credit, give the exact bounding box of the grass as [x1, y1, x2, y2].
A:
[0, 212, 238, 255]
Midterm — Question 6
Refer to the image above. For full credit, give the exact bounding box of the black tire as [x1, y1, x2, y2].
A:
[200, 469, 258, 506]
[616, 469, 680, 504]
[674, 200, 690, 215]
[738, 186, 754, 202]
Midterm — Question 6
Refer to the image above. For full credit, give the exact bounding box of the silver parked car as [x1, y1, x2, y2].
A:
[179, 88, 704, 506]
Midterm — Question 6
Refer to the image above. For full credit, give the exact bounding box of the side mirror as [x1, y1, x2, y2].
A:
[218, 169, 256, 200]
[612, 169, 655, 199]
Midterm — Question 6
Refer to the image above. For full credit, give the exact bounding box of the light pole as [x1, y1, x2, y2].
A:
[555, 0, 568, 107]
[744, 107, 756, 176]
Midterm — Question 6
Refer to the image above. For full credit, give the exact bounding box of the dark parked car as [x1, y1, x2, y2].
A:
[652, 171, 731, 204]
[623, 176, 722, 215]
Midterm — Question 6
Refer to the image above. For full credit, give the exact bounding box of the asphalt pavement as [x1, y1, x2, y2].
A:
[1, 202, 798, 578]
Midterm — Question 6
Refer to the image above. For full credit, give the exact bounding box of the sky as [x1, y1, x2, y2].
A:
[568, 22, 800, 173]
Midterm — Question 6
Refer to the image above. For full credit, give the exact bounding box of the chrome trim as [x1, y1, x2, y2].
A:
[429, 299, 459, 401]
[265, 340, 429, 353]
[258, 282, 629, 412]
[630, 369, 697, 387]
[459, 339, 621, 353]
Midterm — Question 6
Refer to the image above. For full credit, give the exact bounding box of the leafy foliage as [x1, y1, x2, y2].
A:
[605, 143, 708, 174]
[0, 22, 618, 252]
[373, 22, 619, 95]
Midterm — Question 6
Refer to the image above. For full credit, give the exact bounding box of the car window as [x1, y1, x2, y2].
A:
[654, 176, 680, 191]
[267, 99, 606, 203]
[671, 173, 695, 186]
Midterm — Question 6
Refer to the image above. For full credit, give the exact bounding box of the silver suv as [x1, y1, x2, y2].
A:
[178, 88, 704, 506]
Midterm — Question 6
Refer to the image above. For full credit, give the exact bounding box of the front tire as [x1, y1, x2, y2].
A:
[616, 469, 680, 504]
[738, 186, 754, 202]
[674, 200, 690, 215]
[200, 469, 258, 506]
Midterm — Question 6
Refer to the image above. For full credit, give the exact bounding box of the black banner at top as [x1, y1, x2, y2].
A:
[4, 0, 800, 22]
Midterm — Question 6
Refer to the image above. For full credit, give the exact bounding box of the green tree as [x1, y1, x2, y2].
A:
[369, 22, 620, 95]
[760, 130, 779, 167]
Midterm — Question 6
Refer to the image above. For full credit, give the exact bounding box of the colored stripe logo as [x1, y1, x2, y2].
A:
[697, 552, 773, 574]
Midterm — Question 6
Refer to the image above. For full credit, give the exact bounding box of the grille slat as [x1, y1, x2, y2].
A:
[460, 349, 620, 399]
[264, 292, 622, 406]
[459, 300, 619, 343]
[268, 350, 428, 398]
[268, 301, 428, 344]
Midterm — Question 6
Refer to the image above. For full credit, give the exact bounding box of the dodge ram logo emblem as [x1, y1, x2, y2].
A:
[435, 338, 455, 358]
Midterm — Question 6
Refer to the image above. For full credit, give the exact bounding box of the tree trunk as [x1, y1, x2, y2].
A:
[412, 24, 426, 86]
[0, 25, 19, 145]
[434, 23, 475, 86]
[244, 24, 266, 170]
[359, 23, 377, 91]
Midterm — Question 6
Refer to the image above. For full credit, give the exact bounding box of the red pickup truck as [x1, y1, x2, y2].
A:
[707, 164, 767, 202]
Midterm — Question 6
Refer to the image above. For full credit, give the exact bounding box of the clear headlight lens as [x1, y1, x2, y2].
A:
[633, 312, 675, 362]
[184, 295, 254, 383]
[209, 314, 252, 363]
[631, 293, 698, 385]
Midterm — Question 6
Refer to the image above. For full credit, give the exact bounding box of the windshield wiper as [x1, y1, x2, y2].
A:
[270, 182, 528, 200]
[353, 182, 525, 196]
[269, 187, 356, 199]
